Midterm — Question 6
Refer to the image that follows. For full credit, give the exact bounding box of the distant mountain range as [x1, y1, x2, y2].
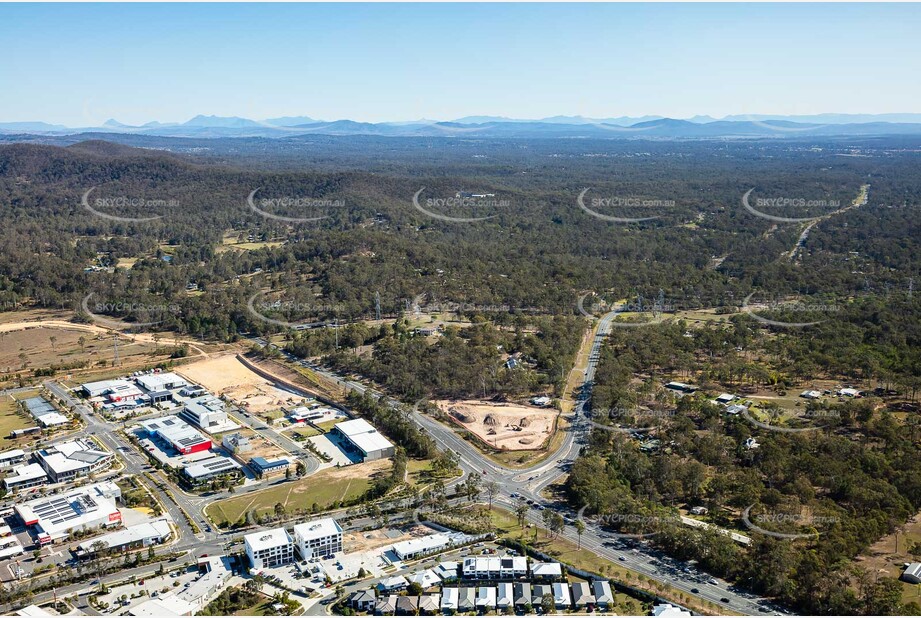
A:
[3, 113, 921, 139]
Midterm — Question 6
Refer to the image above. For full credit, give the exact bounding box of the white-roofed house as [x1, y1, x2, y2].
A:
[435, 561, 459, 581]
[407, 569, 442, 589]
[440, 587, 459, 613]
[552, 582, 572, 608]
[530, 561, 563, 580]
[476, 586, 497, 610]
[377, 575, 408, 592]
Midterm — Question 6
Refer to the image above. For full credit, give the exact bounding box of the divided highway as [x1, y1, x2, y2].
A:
[254, 309, 772, 615]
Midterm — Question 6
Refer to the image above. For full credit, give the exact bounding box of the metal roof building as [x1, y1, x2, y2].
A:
[75, 518, 171, 556]
[139, 416, 212, 455]
[332, 418, 395, 461]
[16, 482, 122, 545]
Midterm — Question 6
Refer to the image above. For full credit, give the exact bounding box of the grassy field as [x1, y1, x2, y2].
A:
[290, 426, 321, 438]
[0, 391, 40, 449]
[205, 459, 390, 526]
[483, 506, 736, 616]
[314, 419, 341, 432]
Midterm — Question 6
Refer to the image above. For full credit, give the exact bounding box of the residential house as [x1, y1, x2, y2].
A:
[571, 581, 595, 609]
[395, 595, 418, 616]
[440, 588, 459, 614]
[375, 595, 397, 615]
[458, 587, 476, 613]
[377, 576, 408, 593]
[591, 580, 614, 609]
[513, 582, 532, 610]
[496, 583, 513, 610]
[476, 586, 497, 611]
[417, 594, 440, 616]
[552, 582, 572, 609]
[348, 589, 376, 612]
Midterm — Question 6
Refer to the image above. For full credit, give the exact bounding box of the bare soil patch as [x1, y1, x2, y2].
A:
[437, 399, 557, 451]
[176, 354, 310, 414]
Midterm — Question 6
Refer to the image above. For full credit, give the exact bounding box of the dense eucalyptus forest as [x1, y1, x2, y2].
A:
[2, 133, 921, 614]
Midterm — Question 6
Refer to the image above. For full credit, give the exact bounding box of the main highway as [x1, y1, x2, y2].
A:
[255, 309, 772, 615]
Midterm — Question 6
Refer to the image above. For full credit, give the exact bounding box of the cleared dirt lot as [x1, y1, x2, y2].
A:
[176, 354, 309, 414]
[437, 399, 557, 450]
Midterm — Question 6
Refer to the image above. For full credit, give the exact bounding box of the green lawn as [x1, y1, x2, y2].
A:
[315, 419, 341, 432]
[0, 392, 40, 448]
[205, 460, 390, 526]
[291, 426, 321, 438]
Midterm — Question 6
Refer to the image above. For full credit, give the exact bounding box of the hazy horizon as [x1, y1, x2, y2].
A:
[1, 3, 920, 126]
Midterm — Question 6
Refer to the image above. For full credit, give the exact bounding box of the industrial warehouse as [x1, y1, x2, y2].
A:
[138, 415, 213, 455]
[332, 418, 395, 461]
[15, 481, 122, 545]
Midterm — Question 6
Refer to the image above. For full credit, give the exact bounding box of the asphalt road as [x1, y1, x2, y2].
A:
[257, 312, 776, 616]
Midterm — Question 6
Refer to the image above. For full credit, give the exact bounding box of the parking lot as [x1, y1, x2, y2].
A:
[306, 433, 360, 467]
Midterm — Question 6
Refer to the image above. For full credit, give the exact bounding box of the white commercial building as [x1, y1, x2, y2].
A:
[136, 372, 189, 393]
[34, 438, 114, 483]
[0, 449, 26, 468]
[22, 397, 69, 427]
[75, 519, 171, 557]
[392, 533, 453, 560]
[293, 517, 343, 559]
[244, 527, 295, 570]
[138, 416, 213, 455]
[131, 555, 231, 616]
[332, 418, 395, 461]
[183, 455, 243, 485]
[3, 463, 48, 492]
[16, 482, 122, 545]
[181, 395, 232, 432]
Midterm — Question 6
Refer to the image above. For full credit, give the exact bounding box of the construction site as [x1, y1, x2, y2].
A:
[436, 400, 558, 451]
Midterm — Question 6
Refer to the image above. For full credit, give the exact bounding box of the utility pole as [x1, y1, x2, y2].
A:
[375, 291, 381, 321]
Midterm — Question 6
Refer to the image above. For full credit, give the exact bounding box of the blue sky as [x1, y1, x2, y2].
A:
[1, 3, 919, 125]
